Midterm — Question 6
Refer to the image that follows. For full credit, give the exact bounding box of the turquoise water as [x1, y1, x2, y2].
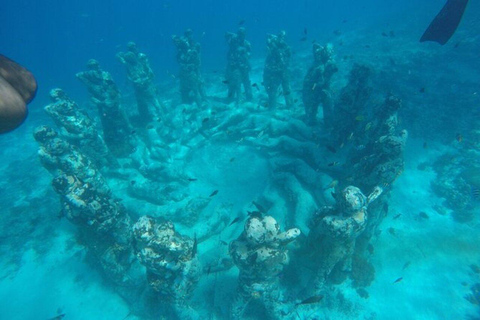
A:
[1, 1, 479, 319]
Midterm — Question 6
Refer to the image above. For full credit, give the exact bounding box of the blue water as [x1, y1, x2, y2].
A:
[1, 0, 480, 319]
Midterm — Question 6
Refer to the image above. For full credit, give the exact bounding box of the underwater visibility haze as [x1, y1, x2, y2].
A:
[1, 0, 480, 319]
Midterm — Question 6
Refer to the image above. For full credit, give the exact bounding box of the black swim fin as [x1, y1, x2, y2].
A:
[420, 0, 469, 45]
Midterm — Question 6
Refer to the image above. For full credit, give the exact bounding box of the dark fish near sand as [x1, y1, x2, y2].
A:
[209, 190, 219, 197]
[192, 233, 198, 257]
[472, 187, 480, 200]
[393, 277, 403, 284]
[393, 213, 402, 220]
[252, 201, 267, 213]
[229, 216, 241, 226]
[296, 294, 324, 306]
[304, 27, 308, 35]
[188, 178, 198, 182]
[402, 261, 411, 270]
[326, 145, 337, 153]
[383, 203, 389, 215]
[48, 314, 66, 320]
[252, 83, 260, 91]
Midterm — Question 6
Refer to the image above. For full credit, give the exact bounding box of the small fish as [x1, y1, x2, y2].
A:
[252, 83, 260, 91]
[382, 31, 389, 37]
[365, 122, 372, 131]
[130, 180, 136, 186]
[311, 83, 317, 91]
[192, 233, 198, 257]
[347, 132, 354, 140]
[472, 187, 480, 200]
[402, 261, 411, 270]
[367, 243, 374, 255]
[229, 157, 235, 162]
[419, 87, 426, 93]
[304, 27, 308, 35]
[48, 314, 66, 320]
[238, 19, 246, 25]
[393, 213, 401, 220]
[393, 277, 403, 284]
[355, 144, 366, 151]
[209, 190, 219, 197]
[383, 203, 389, 215]
[252, 201, 267, 213]
[296, 294, 324, 306]
[327, 161, 339, 167]
[355, 115, 365, 121]
[222, 80, 229, 84]
[206, 265, 212, 275]
[419, 211, 429, 219]
[229, 216, 241, 226]
[188, 178, 198, 182]
[456, 133, 463, 143]
[324, 180, 338, 190]
[325, 145, 337, 153]
[423, 142, 428, 149]
[131, 130, 137, 135]
[202, 117, 210, 123]
[146, 124, 154, 130]
[220, 240, 228, 246]
[300, 36, 307, 42]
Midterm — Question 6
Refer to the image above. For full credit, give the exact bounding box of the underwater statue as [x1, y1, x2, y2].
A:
[229, 214, 301, 319]
[172, 29, 206, 107]
[0, 54, 37, 133]
[33, 125, 110, 195]
[225, 27, 253, 104]
[117, 42, 160, 121]
[133, 216, 201, 319]
[44, 88, 114, 167]
[34, 126, 142, 293]
[302, 43, 338, 126]
[307, 185, 383, 290]
[263, 30, 293, 109]
[331, 64, 373, 145]
[76, 59, 133, 157]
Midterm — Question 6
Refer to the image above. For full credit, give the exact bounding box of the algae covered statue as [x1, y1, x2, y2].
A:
[133, 216, 201, 319]
[307, 185, 383, 290]
[225, 27, 253, 104]
[172, 29, 206, 107]
[76, 59, 133, 157]
[263, 31, 293, 109]
[229, 214, 301, 319]
[302, 43, 338, 126]
[117, 42, 160, 122]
